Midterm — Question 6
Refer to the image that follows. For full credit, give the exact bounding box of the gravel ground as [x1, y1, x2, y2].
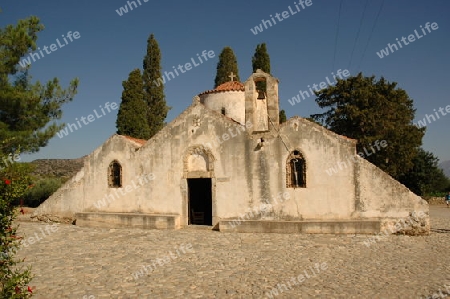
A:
[14, 206, 450, 299]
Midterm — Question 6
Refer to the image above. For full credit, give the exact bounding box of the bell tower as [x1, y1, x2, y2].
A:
[244, 70, 279, 135]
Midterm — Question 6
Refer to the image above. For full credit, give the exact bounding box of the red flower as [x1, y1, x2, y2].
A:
[15, 286, 20, 294]
[4, 179, 11, 185]
[27, 286, 33, 293]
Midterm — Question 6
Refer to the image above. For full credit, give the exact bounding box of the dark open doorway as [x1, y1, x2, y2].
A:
[188, 178, 212, 225]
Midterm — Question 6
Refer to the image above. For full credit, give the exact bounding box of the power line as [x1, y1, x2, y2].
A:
[356, 0, 385, 71]
[348, 0, 369, 71]
[332, 0, 344, 72]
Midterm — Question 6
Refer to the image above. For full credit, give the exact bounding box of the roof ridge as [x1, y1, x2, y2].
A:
[199, 81, 245, 96]
[120, 135, 147, 146]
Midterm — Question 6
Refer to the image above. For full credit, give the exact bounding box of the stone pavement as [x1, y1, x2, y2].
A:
[15, 206, 450, 299]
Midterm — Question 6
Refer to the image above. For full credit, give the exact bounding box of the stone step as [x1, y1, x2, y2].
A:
[75, 212, 180, 229]
[219, 219, 381, 234]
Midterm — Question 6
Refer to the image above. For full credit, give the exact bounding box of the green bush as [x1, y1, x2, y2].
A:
[22, 178, 62, 208]
[424, 192, 447, 198]
[0, 155, 33, 297]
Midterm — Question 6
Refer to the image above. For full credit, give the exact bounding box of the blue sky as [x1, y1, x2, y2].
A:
[1, 0, 449, 162]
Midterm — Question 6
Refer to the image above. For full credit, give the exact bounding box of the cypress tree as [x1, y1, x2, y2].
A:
[214, 47, 240, 87]
[143, 34, 170, 137]
[252, 43, 271, 74]
[116, 69, 151, 139]
[251, 43, 271, 92]
[279, 110, 287, 124]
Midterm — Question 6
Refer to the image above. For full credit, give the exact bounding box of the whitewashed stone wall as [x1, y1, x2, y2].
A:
[34, 71, 428, 232]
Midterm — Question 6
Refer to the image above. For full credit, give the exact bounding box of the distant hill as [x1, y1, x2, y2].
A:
[439, 160, 450, 178]
[29, 157, 85, 180]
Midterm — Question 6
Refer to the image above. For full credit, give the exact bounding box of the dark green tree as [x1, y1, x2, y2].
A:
[0, 17, 78, 155]
[0, 15, 78, 297]
[116, 69, 151, 139]
[251, 43, 271, 92]
[398, 148, 450, 196]
[142, 34, 170, 138]
[311, 73, 424, 179]
[279, 110, 287, 124]
[252, 43, 271, 73]
[214, 47, 240, 87]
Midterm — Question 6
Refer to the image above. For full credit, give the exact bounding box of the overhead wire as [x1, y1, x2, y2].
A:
[332, 0, 344, 72]
[347, 0, 369, 71]
[356, 0, 385, 71]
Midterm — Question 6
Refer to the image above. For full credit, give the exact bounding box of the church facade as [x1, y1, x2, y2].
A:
[34, 70, 429, 234]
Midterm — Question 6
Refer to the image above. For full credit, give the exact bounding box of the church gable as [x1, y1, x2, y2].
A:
[281, 116, 357, 146]
[138, 96, 250, 155]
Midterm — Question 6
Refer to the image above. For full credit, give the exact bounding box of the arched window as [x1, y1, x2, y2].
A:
[108, 160, 122, 188]
[286, 150, 306, 188]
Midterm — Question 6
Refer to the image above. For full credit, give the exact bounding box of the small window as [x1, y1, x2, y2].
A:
[108, 160, 122, 188]
[221, 107, 226, 115]
[286, 151, 306, 188]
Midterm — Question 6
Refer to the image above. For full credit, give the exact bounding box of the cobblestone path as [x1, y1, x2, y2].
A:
[15, 206, 450, 299]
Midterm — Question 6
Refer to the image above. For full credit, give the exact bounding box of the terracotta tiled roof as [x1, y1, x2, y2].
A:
[199, 81, 245, 95]
[215, 81, 245, 91]
[121, 135, 146, 146]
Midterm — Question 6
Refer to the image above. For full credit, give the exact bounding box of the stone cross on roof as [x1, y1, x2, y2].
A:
[228, 72, 236, 82]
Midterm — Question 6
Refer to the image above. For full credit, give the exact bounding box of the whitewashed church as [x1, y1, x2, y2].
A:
[34, 70, 429, 234]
